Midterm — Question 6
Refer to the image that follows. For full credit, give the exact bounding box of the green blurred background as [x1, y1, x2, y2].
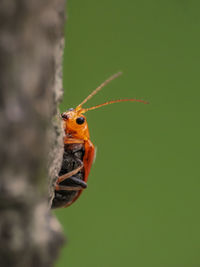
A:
[55, 1, 200, 266]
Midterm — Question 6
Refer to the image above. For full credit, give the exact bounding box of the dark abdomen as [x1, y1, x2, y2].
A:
[51, 143, 85, 209]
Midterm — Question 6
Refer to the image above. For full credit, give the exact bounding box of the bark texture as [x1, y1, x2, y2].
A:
[0, 0, 66, 266]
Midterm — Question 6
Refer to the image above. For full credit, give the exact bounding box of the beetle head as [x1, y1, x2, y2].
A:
[61, 107, 90, 140]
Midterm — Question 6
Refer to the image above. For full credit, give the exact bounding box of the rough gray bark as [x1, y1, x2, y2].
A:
[0, 0, 66, 266]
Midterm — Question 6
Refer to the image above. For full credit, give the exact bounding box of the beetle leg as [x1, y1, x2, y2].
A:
[55, 173, 87, 192]
[66, 176, 87, 188]
[55, 184, 85, 191]
[57, 160, 84, 184]
[55, 175, 87, 191]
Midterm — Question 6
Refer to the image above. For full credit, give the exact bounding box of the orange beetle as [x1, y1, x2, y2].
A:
[51, 72, 148, 208]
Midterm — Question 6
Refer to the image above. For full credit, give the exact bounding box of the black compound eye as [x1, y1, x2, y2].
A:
[76, 117, 85, 125]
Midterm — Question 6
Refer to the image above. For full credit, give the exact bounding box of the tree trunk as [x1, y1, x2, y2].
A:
[0, 0, 66, 266]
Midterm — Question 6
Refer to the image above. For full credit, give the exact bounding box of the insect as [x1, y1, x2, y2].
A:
[51, 72, 148, 208]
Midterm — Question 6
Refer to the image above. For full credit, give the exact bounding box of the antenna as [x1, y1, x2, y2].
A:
[75, 72, 149, 114]
[77, 72, 122, 108]
[82, 98, 149, 113]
